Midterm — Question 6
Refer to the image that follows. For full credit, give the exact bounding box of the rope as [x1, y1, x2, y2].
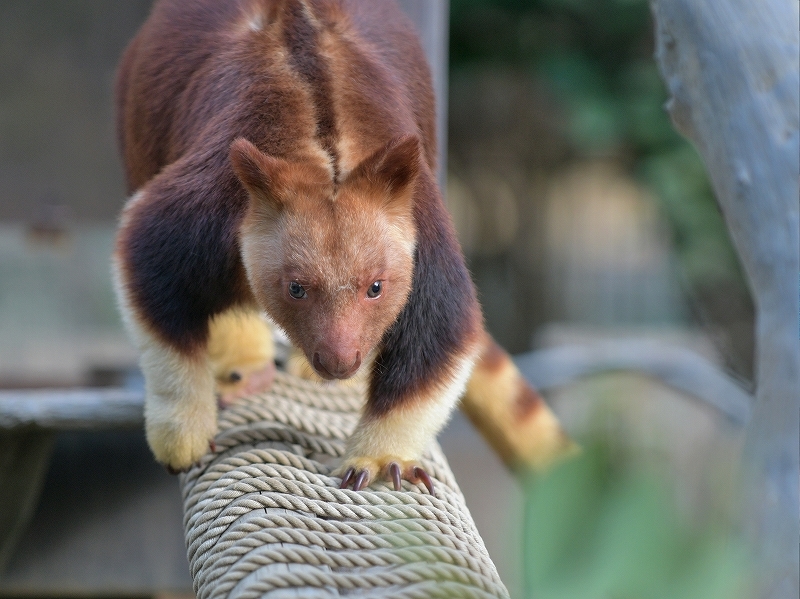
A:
[181, 371, 510, 598]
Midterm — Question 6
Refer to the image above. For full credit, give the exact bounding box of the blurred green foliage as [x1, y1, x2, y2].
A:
[523, 445, 749, 599]
[450, 0, 748, 290]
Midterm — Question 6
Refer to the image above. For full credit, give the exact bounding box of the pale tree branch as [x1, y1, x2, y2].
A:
[650, 1, 799, 596]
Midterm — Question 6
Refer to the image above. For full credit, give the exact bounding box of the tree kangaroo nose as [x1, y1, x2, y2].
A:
[313, 350, 361, 380]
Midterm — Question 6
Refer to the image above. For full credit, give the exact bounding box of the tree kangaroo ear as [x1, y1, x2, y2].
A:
[230, 138, 290, 212]
[350, 135, 421, 200]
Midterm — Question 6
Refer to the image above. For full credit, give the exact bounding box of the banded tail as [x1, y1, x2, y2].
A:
[461, 332, 578, 471]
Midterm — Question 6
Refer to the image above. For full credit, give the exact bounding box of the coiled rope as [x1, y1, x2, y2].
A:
[180, 371, 510, 598]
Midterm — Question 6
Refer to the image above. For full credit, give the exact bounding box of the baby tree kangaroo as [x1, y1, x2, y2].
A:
[114, 0, 572, 491]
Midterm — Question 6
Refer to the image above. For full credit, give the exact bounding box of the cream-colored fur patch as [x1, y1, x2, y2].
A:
[208, 309, 274, 387]
[140, 341, 217, 470]
[112, 238, 217, 470]
[337, 348, 478, 478]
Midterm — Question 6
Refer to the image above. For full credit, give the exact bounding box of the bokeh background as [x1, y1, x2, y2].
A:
[0, 1, 755, 597]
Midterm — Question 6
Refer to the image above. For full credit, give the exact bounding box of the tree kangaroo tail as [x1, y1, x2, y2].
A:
[461, 331, 578, 471]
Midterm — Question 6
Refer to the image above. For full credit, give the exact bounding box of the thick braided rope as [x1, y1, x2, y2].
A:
[181, 371, 510, 598]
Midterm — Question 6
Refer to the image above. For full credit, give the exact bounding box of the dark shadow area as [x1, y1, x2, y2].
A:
[1, 430, 191, 595]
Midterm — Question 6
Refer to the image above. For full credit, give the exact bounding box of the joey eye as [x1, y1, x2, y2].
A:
[367, 281, 382, 298]
[288, 281, 307, 299]
[228, 371, 242, 383]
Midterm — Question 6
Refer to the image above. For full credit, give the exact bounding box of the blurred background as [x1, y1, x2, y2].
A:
[0, 0, 755, 597]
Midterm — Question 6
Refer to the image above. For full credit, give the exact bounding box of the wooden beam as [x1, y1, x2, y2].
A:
[396, 0, 449, 187]
[0, 389, 143, 429]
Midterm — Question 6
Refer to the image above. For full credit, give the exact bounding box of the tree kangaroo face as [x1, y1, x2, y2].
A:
[233, 136, 419, 380]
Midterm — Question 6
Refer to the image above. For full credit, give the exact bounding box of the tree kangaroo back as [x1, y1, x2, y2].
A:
[114, 0, 573, 489]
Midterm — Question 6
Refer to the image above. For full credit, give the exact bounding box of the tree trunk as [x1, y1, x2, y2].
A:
[650, 1, 799, 597]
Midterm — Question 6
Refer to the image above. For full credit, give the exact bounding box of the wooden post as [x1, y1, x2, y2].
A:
[396, 0, 449, 187]
[650, 1, 799, 597]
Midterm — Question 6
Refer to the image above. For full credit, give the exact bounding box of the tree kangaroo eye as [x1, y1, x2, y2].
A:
[288, 281, 308, 299]
[367, 281, 382, 298]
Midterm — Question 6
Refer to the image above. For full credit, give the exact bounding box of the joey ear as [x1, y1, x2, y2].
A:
[353, 135, 421, 197]
[230, 138, 288, 210]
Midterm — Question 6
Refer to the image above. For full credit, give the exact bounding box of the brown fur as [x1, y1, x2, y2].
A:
[114, 0, 569, 480]
[515, 384, 544, 420]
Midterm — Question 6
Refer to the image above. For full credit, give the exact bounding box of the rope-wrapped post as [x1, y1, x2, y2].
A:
[180, 371, 509, 598]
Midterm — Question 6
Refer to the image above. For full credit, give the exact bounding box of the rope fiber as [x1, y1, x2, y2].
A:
[180, 371, 510, 598]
